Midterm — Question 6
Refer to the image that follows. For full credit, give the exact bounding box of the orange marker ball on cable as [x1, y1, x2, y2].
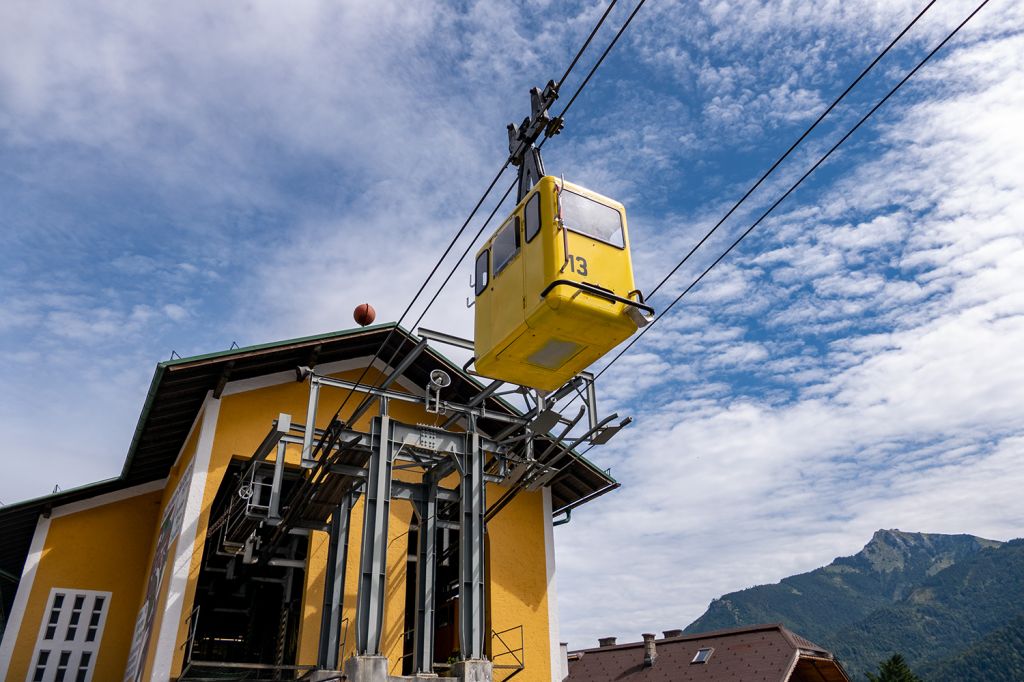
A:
[353, 303, 376, 327]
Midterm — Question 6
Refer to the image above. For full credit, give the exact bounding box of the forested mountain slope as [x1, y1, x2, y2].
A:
[685, 531, 1023, 680]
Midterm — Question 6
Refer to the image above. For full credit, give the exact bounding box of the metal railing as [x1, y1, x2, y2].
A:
[491, 624, 526, 680]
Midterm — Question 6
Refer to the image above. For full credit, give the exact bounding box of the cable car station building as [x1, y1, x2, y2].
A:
[0, 324, 620, 681]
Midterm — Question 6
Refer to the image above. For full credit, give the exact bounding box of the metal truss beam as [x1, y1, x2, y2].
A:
[441, 379, 504, 430]
[393, 481, 459, 505]
[416, 327, 475, 351]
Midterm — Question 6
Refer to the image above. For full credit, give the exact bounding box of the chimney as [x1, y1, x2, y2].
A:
[598, 636, 617, 648]
[560, 642, 569, 681]
[642, 633, 657, 668]
[663, 629, 683, 638]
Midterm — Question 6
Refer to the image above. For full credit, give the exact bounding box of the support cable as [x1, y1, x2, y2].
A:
[327, 160, 513, 424]
[583, 0, 992, 389]
[557, 0, 621, 88]
[645, 0, 938, 299]
[548, 0, 649, 132]
[348, 178, 518, 419]
[330, 1, 646, 424]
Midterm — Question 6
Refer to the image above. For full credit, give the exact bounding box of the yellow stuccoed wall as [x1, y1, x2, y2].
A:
[486, 485, 552, 682]
[5, 488, 163, 682]
[170, 366, 556, 681]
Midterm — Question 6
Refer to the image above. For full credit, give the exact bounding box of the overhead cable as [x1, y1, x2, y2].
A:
[347, 178, 519, 419]
[401, 0, 648, 331]
[557, 0, 621, 88]
[646, 0, 938, 299]
[550, 0, 649, 128]
[327, 159, 513, 422]
[588, 0, 992, 386]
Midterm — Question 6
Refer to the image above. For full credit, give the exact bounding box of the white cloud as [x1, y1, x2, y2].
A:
[556, 19, 1024, 648]
[163, 303, 188, 322]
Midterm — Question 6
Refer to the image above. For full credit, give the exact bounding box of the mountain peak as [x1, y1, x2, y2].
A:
[858, 529, 1002, 575]
[871, 528, 911, 541]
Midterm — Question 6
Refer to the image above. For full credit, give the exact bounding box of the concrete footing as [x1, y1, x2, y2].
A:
[345, 655, 389, 682]
[452, 659, 493, 682]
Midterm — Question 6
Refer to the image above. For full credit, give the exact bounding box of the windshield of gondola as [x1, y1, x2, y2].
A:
[559, 190, 624, 248]
[492, 217, 520, 275]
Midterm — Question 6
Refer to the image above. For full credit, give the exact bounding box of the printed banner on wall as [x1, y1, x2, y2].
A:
[123, 458, 194, 682]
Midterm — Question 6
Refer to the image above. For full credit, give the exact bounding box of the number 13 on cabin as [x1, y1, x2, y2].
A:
[473, 176, 653, 391]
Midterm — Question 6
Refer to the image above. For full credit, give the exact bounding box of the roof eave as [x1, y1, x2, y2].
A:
[120, 362, 167, 479]
[103, 321, 615, 500]
[119, 323, 401, 481]
[0, 476, 124, 515]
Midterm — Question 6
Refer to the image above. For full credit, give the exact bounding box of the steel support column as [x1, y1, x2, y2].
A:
[268, 440, 286, 522]
[318, 493, 353, 669]
[413, 476, 439, 674]
[355, 416, 394, 655]
[459, 430, 486, 660]
[301, 379, 321, 466]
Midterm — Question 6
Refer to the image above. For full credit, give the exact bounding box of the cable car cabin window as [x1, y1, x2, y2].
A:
[492, 217, 521, 276]
[474, 249, 489, 296]
[524, 192, 541, 243]
[560, 189, 624, 248]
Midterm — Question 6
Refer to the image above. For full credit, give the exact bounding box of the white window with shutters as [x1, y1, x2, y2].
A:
[27, 588, 111, 682]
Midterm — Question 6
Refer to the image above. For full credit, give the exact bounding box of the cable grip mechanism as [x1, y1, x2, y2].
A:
[507, 80, 563, 203]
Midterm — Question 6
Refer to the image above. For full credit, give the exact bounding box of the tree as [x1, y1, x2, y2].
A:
[866, 653, 923, 682]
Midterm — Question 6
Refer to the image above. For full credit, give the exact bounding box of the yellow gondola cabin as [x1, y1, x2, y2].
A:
[473, 175, 652, 391]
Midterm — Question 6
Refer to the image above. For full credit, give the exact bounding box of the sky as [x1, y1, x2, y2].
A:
[2, 0, 1023, 652]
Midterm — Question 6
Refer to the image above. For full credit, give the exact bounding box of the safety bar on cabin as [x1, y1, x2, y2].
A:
[539, 279, 655, 315]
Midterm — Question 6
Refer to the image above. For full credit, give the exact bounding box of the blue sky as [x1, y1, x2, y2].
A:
[2, 0, 1023, 649]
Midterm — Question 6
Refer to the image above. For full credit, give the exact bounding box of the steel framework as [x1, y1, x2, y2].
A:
[206, 327, 627, 678]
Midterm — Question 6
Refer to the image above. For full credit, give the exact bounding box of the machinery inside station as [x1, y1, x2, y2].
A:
[188, 463, 310, 671]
